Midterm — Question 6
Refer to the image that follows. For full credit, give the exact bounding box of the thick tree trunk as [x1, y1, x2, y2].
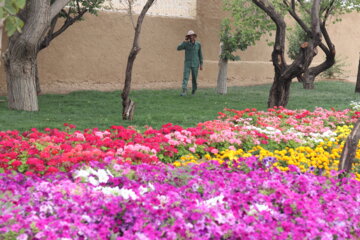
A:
[4, 55, 39, 111]
[355, 54, 360, 93]
[4, 0, 55, 111]
[121, 0, 155, 120]
[338, 118, 360, 173]
[216, 58, 228, 95]
[268, 76, 292, 107]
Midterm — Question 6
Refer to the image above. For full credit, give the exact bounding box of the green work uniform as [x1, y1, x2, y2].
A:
[177, 41, 203, 92]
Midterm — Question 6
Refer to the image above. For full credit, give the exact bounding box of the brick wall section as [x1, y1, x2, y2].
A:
[102, 0, 197, 18]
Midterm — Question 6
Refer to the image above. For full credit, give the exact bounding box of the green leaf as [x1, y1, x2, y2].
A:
[5, 16, 17, 36]
[14, 0, 26, 9]
[4, 4, 17, 15]
[18, 164, 27, 173]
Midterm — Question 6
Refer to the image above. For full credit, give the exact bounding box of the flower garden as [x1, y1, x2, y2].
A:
[1, 103, 360, 239]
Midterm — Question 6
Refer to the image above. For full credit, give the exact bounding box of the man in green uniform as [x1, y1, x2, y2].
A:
[177, 30, 203, 96]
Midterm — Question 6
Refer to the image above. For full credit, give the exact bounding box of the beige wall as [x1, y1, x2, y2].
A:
[0, 2, 359, 95]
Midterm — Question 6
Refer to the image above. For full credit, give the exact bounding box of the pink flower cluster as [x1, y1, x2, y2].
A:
[1, 158, 359, 239]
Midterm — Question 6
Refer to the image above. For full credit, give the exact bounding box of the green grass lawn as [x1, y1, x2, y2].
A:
[0, 81, 359, 132]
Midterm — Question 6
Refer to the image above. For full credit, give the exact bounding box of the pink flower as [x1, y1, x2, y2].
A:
[211, 148, 219, 154]
[229, 146, 236, 151]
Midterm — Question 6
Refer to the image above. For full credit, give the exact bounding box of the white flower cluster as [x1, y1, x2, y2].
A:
[73, 167, 137, 200]
[286, 128, 336, 144]
[350, 101, 360, 111]
[74, 168, 112, 186]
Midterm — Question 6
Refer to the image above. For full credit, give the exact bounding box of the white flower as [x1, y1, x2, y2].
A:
[148, 183, 155, 191]
[198, 194, 224, 207]
[139, 185, 148, 195]
[118, 188, 138, 200]
[248, 203, 274, 216]
[88, 176, 99, 186]
[81, 215, 92, 223]
[96, 169, 112, 183]
[157, 195, 168, 205]
[95, 186, 138, 200]
[74, 169, 91, 179]
[99, 186, 121, 196]
[139, 183, 155, 195]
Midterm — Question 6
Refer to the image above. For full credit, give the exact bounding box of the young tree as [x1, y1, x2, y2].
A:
[217, 21, 245, 95]
[218, 1, 275, 95]
[2, 0, 104, 111]
[121, 0, 155, 120]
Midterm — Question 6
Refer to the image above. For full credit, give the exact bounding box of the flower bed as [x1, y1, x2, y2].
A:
[1, 106, 359, 178]
[1, 158, 360, 239]
[1, 106, 360, 239]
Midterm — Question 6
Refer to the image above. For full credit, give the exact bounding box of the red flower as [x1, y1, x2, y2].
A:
[195, 138, 207, 145]
[25, 171, 34, 176]
[46, 167, 59, 174]
[11, 160, 22, 168]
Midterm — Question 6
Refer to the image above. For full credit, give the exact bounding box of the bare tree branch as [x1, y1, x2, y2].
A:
[39, 9, 88, 51]
[50, 0, 71, 20]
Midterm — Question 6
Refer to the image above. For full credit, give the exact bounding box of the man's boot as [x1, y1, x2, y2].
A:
[180, 88, 187, 96]
[191, 89, 196, 95]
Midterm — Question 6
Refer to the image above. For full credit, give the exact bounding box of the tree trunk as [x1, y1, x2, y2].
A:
[268, 76, 292, 107]
[355, 54, 360, 93]
[216, 58, 228, 95]
[121, 0, 155, 120]
[216, 42, 228, 95]
[35, 59, 41, 95]
[338, 118, 360, 173]
[122, 50, 138, 120]
[4, 55, 39, 111]
[4, 0, 54, 111]
[302, 69, 315, 89]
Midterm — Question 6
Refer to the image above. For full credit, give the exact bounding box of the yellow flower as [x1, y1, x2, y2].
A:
[173, 161, 181, 167]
